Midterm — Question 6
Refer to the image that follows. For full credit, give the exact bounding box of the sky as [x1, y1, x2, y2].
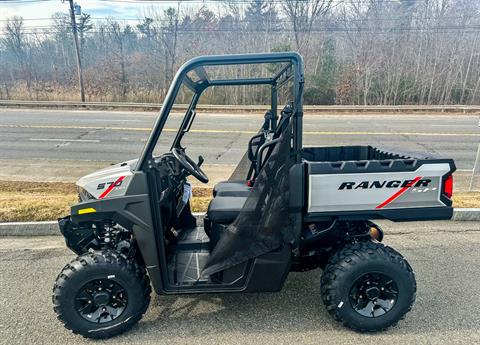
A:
[0, 0, 178, 29]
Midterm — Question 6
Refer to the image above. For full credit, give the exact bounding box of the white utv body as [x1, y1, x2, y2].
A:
[76, 159, 137, 200]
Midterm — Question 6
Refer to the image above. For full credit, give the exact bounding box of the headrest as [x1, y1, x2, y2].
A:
[280, 102, 293, 117]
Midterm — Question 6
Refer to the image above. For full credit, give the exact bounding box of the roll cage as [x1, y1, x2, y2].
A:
[136, 52, 305, 170]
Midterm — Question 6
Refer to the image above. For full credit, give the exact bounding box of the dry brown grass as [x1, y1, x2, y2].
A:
[0, 193, 77, 222]
[452, 192, 480, 208]
[0, 180, 212, 222]
[0, 180, 478, 222]
[0, 181, 77, 222]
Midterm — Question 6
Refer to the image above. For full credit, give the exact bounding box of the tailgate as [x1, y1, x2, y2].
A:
[306, 159, 456, 221]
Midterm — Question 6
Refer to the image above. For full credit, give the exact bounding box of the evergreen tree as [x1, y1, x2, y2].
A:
[305, 38, 337, 105]
[245, 0, 279, 31]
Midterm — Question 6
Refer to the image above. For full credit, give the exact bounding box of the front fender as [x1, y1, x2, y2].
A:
[60, 194, 164, 293]
[70, 195, 152, 230]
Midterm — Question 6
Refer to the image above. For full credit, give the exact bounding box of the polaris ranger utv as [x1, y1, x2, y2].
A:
[53, 52, 456, 338]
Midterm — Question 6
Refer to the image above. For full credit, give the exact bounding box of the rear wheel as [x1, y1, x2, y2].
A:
[52, 250, 151, 339]
[320, 241, 416, 332]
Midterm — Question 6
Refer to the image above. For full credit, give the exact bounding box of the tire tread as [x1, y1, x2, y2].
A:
[320, 241, 416, 332]
[52, 250, 151, 339]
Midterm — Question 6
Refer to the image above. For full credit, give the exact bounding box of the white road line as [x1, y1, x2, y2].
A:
[85, 119, 142, 122]
[29, 138, 100, 143]
[5, 125, 478, 136]
[431, 124, 479, 128]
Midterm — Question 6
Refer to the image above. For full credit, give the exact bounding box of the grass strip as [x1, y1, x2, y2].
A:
[0, 181, 478, 222]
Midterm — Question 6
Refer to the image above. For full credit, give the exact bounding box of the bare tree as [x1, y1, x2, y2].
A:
[282, 0, 332, 52]
[161, 5, 181, 93]
[107, 21, 132, 101]
[1, 1, 480, 105]
[2, 17, 33, 97]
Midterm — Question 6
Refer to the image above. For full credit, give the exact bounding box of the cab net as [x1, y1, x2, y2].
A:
[202, 122, 296, 276]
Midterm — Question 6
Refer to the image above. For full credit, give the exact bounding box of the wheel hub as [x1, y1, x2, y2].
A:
[365, 286, 380, 300]
[93, 292, 110, 306]
[74, 279, 128, 324]
[349, 272, 399, 318]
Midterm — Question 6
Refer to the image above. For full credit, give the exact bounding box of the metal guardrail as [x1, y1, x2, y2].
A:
[1, 100, 479, 113]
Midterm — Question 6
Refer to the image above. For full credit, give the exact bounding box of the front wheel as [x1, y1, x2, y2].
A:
[320, 241, 416, 332]
[52, 250, 151, 339]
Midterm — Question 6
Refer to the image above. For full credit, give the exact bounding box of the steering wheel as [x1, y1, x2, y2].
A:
[171, 147, 209, 184]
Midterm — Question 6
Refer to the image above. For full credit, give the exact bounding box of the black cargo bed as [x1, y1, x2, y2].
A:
[302, 145, 414, 162]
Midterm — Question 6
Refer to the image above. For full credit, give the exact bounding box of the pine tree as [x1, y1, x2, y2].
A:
[245, 0, 278, 31]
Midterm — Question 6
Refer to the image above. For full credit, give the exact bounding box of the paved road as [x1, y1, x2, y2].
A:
[0, 221, 479, 344]
[0, 108, 479, 183]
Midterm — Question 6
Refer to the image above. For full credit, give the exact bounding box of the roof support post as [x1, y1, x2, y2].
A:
[271, 83, 278, 130]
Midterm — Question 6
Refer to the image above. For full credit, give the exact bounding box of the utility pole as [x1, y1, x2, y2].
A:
[66, 0, 85, 102]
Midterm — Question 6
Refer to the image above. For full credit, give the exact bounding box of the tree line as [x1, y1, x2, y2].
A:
[1, 0, 480, 105]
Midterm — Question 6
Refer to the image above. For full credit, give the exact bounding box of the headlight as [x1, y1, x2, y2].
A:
[77, 187, 95, 202]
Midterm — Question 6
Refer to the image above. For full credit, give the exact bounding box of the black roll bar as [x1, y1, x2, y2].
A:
[137, 52, 304, 171]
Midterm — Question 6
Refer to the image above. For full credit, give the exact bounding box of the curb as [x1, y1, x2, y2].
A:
[451, 208, 480, 221]
[0, 210, 479, 236]
[0, 221, 59, 236]
[0, 213, 206, 236]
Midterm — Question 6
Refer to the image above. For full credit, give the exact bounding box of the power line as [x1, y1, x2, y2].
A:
[0, 15, 474, 22]
[0, 0, 56, 3]
[0, 0, 423, 4]
[3, 25, 480, 35]
[1, 1, 477, 35]
[95, 0, 423, 3]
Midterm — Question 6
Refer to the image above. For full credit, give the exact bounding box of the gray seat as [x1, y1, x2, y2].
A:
[213, 181, 251, 197]
[207, 196, 247, 223]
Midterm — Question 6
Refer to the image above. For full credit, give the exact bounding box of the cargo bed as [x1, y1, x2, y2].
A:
[301, 146, 456, 222]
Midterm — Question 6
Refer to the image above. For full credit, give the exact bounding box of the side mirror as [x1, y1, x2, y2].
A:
[197, 155, 204, 167]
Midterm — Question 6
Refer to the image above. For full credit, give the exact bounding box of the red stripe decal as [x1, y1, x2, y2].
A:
[375, 176, 422, 209]
[99, 176, 126, 199]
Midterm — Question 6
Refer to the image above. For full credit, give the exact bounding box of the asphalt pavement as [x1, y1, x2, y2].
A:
[0, 108, 479, 184]
[0, 221, 479, 345]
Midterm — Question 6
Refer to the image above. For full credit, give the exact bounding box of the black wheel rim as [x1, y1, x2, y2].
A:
[74, 279, 128, 324]
[349, 272, 399, 318]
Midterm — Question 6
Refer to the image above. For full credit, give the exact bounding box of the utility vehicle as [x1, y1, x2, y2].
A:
[53, 52, 456, 339]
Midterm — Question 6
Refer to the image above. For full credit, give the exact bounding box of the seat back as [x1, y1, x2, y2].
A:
[255, 103, 293, 176]
[229, 104, 293, 182]
[274, 102, 293, 137]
